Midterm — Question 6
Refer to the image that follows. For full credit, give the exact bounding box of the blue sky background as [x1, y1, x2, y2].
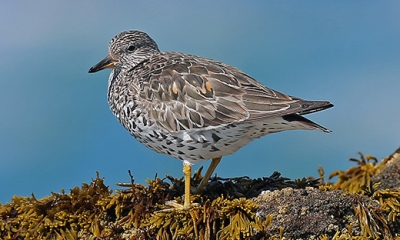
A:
[1, 1, 399, 203]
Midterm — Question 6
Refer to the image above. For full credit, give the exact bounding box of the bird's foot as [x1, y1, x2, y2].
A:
[158, 200, 200, 212]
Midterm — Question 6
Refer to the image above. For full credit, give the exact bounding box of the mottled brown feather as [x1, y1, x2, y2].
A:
[126, 52, 329, 132]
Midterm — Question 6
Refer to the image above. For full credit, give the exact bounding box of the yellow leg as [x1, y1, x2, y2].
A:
[183, 161, 192, 209]
[196, 157, 222, 190]
[163, 158, 221, 211]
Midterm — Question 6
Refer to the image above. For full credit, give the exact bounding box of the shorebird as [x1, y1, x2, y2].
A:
[89, 30, 333, 209]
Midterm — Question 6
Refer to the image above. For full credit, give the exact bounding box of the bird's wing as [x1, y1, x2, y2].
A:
[134, 53, 324, 132]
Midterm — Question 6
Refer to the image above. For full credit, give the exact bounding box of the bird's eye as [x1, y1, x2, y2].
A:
[127, 45, 136, 51]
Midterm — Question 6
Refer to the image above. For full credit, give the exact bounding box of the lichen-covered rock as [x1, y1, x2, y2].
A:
[255, 187, 383, 239]
[372, 147, 400, 190]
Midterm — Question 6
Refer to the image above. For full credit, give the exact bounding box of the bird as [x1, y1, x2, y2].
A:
[89, 30, 333, 209]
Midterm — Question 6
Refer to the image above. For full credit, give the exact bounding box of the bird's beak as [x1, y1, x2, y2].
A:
[88, 54, 116, 73]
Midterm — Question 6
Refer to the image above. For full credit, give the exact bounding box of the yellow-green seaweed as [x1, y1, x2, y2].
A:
[1, 149, 400, 239]
[329, 152, 388, 194]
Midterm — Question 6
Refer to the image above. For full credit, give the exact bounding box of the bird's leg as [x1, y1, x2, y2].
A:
[164, 160, 199, 211]
[193, 157, 222, 193]
[164, 158, 221, 211]
[183, 161, 192, 209]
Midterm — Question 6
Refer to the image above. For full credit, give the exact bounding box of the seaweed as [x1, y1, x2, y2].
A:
[329, 152, 388, 194]
[1, 149, 400, 239]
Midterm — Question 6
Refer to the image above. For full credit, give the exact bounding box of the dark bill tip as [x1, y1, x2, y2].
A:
[88, 66, 98, 73]
[88, 55, 115, 73]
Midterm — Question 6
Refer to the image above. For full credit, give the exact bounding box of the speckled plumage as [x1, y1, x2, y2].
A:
[89, 30, 333, 208]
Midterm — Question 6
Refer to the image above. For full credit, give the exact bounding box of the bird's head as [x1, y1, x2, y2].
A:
[89, 30, 160, 73]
